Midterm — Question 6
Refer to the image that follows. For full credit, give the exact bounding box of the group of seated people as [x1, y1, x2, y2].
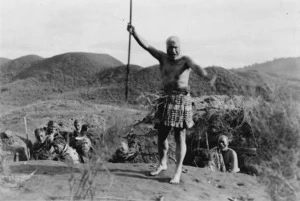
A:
[32, 119, 95, 164]
[32, 119, 240, 172]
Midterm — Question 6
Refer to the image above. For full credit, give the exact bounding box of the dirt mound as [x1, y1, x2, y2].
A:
[0, 130, 31, 162]
[0, 100, 146, 143]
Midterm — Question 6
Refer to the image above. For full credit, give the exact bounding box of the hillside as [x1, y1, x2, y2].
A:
[0, 52, 125, 105]
[234, 57, 300, 100]
[86, 65, 274, 104]
[0, 64, 280, 106]
[16, 52, 124, 85]
[1, 54, 300, 106]
[0, 57, 11, 66]
[238, 57, 300, 80]
[90, 59, 300, 104]
[0, 55, 44, 84]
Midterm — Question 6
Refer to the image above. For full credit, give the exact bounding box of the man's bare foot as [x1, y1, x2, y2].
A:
[170, 172, 181, 184]
[150, 165, 167, 176]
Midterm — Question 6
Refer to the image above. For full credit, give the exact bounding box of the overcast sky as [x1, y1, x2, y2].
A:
[0, 0, 299, 68]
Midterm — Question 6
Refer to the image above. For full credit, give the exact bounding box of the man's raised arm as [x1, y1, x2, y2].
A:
[127, 24, 162, 60]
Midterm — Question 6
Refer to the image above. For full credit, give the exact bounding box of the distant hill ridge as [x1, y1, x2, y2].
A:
[16, 52, 123, 82]
[0, 57, 11, 66]
[0, 52, 299, 105]
[0, 55, 44, 84]
[0, 52, 124, 85]
[238, 57, 300, 80]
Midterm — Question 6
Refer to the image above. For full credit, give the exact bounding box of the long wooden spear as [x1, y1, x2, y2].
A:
[125, 0, 133, 102]
[24, 116, 30, 160]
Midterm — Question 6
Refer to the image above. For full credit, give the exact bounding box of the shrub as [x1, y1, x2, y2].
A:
[250, 95, 300, 201]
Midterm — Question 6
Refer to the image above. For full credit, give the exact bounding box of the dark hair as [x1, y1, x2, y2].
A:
[47, 120, 55, 127]
[34, 128, 46, 138]
[81, 124, 89, 132]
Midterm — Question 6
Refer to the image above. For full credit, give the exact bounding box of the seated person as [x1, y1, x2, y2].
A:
[73, 136, 95, 163]
[59, 119, 81, 146]
[46, 120, 61, 138]
[73, 119, 81, 137]
[207, 135, 240, 173]
[69, 123, 89, 148]
[66, 119, 83, 146]
[32, 128, 49, 160]
[50, 133, 80, 164]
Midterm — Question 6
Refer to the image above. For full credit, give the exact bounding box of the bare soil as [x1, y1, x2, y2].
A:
[1, 160, 270, 201]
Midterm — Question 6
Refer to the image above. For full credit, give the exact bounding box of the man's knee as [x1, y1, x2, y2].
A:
[158, 125, 171, 139]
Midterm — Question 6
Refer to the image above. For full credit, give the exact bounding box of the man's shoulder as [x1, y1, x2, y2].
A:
[227, 148, 238, 155]
[181, 55, 189, 59]
[178, 55, 192, 62]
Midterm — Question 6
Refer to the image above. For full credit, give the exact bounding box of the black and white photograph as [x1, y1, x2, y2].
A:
[0, 0, 299, 200]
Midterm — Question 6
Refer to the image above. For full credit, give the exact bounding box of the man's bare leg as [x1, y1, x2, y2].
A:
[170, 128, 186, 184]
[150, 125, 171, 176]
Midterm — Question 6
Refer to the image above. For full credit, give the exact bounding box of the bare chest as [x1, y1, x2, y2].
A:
[222, 151, 232, 164]
[160, 57, 189, 78]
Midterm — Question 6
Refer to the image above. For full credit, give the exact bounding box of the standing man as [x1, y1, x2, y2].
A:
[127, 24, 216, 183]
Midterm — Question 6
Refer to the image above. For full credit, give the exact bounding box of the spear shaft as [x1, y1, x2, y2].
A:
[125, 0, 133, 102]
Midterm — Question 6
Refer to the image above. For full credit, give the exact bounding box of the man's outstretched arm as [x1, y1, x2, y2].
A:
[127, 24, 162, 60]
[186, 56, 217, 87]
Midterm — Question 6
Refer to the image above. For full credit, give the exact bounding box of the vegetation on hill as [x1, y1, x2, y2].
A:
[88, 65, 275, 104]
[0, 57, 11, 66]
[250, 89, 300, 201]
[238, 57, 300, 80]
[0, 52, 125, 105]
[16, 52, 123, 85]
[0, 55, 43, 84]
[1, 53, 299, 107]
